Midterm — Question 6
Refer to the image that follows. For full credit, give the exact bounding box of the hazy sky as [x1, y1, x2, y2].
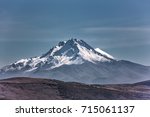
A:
[0, 0, 150, 67]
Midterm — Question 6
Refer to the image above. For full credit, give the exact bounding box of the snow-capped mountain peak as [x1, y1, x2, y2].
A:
[0, 38, 150, 85]
[0, 39, 114, 72]
[42, 39, 94, 57]
[42, 38, 114, 64]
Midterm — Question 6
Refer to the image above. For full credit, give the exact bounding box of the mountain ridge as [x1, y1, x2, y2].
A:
[0, 39, 114, 72]
[0, 39, 150, 84]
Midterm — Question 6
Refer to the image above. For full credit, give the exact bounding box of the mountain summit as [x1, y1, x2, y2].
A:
[41, 38, 114, 65]
[1, 39, 114, 73]
[0, 39, 150, 84]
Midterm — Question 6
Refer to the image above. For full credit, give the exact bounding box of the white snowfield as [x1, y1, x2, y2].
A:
[95, 48, 114, 59]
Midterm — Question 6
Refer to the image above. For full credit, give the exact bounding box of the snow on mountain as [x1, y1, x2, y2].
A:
[95, 48, 114, 59]
[0, 39, 114, 73]
[0, 38, 150, 84]
[42, 39, 113, 65]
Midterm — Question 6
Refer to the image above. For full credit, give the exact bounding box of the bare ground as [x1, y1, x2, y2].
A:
[0, 77, 150, 100]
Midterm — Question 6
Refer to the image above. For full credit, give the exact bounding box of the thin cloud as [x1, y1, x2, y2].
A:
[83, 27, 150, 33]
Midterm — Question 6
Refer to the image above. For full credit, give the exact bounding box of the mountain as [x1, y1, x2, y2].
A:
[0, 39, 150, 84]
[0, 77, 150, 100]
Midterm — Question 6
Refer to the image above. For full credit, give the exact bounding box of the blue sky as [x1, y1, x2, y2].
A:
[0, 0, 150, 67]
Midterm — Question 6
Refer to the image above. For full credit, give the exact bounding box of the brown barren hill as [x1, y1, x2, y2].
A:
[0, 77, 150, 100]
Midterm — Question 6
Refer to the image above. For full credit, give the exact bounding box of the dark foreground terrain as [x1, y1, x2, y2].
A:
[0, 77, 150, 100]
